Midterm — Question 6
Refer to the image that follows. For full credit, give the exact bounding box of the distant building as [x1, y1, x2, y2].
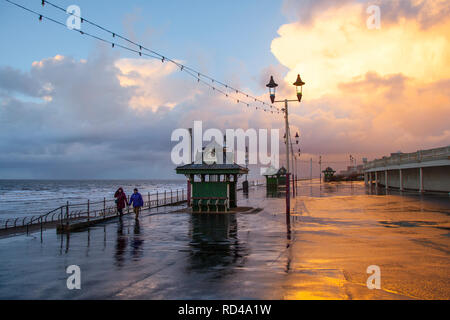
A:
[339, 165, 364, 176]
[363, 146, 450, 193]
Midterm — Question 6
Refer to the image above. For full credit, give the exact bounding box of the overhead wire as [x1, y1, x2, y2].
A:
[3, 0, 282, 114]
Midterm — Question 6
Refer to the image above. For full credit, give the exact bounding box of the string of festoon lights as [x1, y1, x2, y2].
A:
[3, 0, 282, 114]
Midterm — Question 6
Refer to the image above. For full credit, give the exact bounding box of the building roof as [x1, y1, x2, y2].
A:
[262, 166, 278, 176]
[176, 163, 249, 175]
[176, 139, 249, 175]
[262, 166, 287, 176]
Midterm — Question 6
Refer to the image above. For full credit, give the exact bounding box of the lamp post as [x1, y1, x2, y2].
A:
[295, 132, 300, 189]
[319, 155, 322, 183]
[266, 74, 305, 214]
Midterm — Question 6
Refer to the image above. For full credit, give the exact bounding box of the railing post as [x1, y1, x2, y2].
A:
[419, 167, 424, 193]
[187, 179, 191, 206]
[87, 200, 90, 222]
[164, 190, 167, 205]
[127, 196, 130, 215]
[66, 201, 69, 227]
[156, 191, 159, 207]
[177, 189, 179, 203]
[103, 198, 106, 219]
[148, 192, 150, 208]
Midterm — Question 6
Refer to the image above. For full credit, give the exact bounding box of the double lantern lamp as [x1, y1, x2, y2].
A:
[266, 74, 305, 104]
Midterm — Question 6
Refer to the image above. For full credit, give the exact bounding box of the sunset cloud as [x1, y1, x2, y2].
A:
[115, 58, 199, 111]
[0, 0, 449, 178]
[0, 52, 283, 178]
[270, 0, 450, 160]
[273, 0, 450, 99]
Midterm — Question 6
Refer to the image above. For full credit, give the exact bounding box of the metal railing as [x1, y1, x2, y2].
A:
[0, 188, 187, 231]
[364, 146, 450, 170]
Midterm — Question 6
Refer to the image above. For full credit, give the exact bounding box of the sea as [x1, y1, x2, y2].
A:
[0, 180, 186, 220]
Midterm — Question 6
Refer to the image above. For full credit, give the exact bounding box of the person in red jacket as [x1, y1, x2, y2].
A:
[114, 187, 128, 216]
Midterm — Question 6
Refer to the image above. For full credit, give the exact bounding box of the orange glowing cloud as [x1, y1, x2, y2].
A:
[269, 0, 450, 158]
[115, 58, 202, 112]
[271, 1, 450, 99]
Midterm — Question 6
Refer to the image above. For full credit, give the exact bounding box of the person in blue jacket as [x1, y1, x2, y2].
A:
[129, 188, 144, 219]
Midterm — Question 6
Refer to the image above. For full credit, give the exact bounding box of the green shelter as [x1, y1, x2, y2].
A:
[263, 166, 287, 190]
[322, 167, 336, 182]
[176, 141, 249, 213]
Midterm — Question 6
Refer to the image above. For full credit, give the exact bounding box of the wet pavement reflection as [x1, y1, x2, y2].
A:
[0, 180, 449, 299]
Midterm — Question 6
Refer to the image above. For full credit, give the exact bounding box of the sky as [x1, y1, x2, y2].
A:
[0, 0, 449, 179]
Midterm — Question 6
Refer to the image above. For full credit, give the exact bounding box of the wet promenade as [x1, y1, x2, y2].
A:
[0, 180, 449, 299]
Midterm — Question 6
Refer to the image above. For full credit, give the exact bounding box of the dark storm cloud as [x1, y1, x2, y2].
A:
[0, 50, 279, 179]
[0, 52, 182, 178]
[0, 66, 51, 98]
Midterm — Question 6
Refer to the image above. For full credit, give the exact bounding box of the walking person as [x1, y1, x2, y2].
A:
[129, 188, 144, 219]
[114, 187, 128, 216]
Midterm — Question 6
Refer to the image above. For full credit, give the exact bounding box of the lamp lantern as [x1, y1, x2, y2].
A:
[293, 74, 305, 102]
[266, 76, 278, 104]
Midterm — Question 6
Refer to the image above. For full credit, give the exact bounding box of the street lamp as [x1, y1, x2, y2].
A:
[293, 74, 305, 102]
[266, 76, 278, 104]
[266, 74, 305, 214]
